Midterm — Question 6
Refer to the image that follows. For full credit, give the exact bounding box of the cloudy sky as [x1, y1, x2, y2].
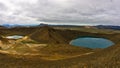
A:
[0, 0, 119, 25]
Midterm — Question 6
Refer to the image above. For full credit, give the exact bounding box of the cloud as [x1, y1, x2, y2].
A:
[0, 0, 119, 25]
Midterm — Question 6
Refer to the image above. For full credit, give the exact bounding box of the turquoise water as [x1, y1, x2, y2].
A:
[70, 37, 114, 49]
[6, 35, 23, 39]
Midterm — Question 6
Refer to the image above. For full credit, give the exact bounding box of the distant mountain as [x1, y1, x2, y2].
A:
[1, 24, 38, 28]
[38, 23, 82, 27]
[2, 24, 22, 28]
[96, 25, 120, 30]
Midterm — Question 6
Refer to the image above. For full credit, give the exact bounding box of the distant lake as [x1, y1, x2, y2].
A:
[6, 35, 24, 39]
[70, 37, 114, 49]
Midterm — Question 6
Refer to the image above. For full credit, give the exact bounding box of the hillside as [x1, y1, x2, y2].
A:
[0, 26, 119, 67]
[30, 26, 68, 44]
[0, 36, 9, 44]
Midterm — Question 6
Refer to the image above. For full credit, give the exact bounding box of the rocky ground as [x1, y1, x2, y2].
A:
[0, 26, 119, 68]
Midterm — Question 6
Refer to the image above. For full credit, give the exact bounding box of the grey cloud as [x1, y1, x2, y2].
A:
[0, 3, 8, 11]
[0, 0, 120, 25]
